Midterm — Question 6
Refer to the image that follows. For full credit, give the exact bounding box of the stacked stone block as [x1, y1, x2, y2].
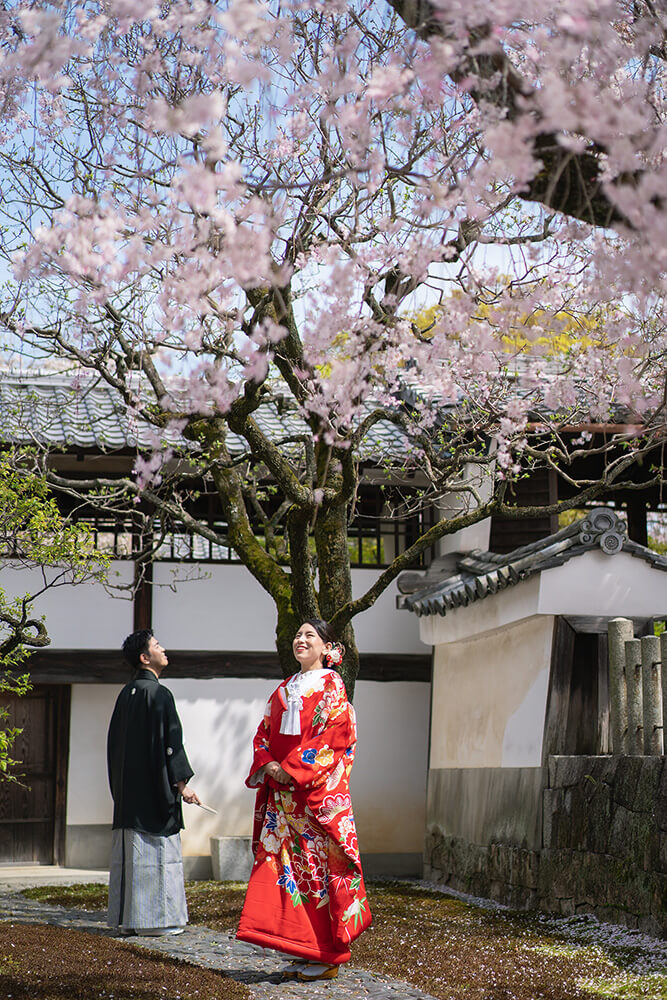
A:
[425, 755, 666, 936]
[542, 755, 665, 934]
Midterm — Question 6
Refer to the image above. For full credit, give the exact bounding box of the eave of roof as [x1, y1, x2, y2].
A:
[399, 507, 667, 617]
[0, 370, 412, 460]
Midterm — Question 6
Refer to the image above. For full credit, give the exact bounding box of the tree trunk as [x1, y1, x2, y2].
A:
[275, 602, 301, 680]
[334, 622, 360, 704]
[313, 457, 359, 700]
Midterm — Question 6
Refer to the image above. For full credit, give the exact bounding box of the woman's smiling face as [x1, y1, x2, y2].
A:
[293, 622, 331, 671]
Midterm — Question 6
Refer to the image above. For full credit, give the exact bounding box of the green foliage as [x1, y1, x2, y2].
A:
[558, 508, 589, 529]
[0, 452, 109, 781]
[347, 535, 385, 566]
[0, 671, 31, 783]
[0, 450, 106, 575]
[648, 535, 667, 556]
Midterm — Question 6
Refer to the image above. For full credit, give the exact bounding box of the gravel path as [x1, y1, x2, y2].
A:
[0, 888, 437, 1000]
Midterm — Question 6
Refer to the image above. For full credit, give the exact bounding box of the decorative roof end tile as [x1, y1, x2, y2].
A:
[401, 507, 667, 616]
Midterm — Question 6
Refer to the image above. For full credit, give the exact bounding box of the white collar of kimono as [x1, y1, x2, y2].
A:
[280, 668, 330, 735]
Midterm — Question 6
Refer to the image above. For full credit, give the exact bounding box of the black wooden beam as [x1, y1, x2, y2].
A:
[25, 649, 432, 685]
[53, 685, 71, 866]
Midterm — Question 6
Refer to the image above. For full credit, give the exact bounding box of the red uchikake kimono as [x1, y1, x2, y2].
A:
[236, 668, 372, 964]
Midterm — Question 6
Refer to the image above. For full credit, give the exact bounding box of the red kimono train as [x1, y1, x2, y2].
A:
[236, 668, 372, 964]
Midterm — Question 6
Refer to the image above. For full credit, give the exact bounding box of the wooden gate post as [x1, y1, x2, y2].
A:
[641, 635, 663, 755]
[608, 618, 633, 754]
[625, 638, 644, 755]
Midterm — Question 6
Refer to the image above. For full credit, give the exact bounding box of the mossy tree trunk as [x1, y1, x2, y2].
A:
[206, 416, 362, 696]
[312, 452, 359, 700]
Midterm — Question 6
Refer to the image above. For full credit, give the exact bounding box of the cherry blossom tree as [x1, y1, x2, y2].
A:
[0, 0, 664, 691]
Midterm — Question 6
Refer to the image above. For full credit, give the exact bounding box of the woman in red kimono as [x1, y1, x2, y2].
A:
[236, 619, 372, 982]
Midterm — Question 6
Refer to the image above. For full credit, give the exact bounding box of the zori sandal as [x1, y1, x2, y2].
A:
[280, 959, 308, 979]
[296, 963, 340, 981]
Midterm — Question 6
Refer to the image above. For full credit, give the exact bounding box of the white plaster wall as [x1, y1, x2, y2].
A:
[0, 558, 425, 656]
[538, 549, 667, 617]
[170, 677, 272, 855]
[429, 614, 554, 769]
[438, 516, 491, 556]
[436, 461, 494, 557]
[350, 569, 425, 655]
[0, 561, 134, 648]
[420, 576, 541, 647]
[153, 563, 425, 656]
[152, 565, 278, 651]
[174, 676, 430, 856]
[351, 681, 429, 853]
[66, 684, 119, 824]
[67, 676, 430, 858]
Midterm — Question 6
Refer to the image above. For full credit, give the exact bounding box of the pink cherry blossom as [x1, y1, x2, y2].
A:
[0, 0, 663, 664]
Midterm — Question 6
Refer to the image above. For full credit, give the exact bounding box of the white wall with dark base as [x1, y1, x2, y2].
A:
[65, 676, 430, 878]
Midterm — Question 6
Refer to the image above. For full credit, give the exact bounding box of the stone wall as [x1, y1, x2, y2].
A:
[424, 765, 543, 910]
[424, 755, 666, 937]
[541, 755, 665, 934]
[424, 833, 542, 911]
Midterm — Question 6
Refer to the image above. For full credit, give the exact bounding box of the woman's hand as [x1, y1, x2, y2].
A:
[264, 760, 291, 784]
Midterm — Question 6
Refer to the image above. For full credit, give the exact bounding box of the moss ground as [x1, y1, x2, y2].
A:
[14, 881, 667, 1000]
[0, 921, 249, 1000]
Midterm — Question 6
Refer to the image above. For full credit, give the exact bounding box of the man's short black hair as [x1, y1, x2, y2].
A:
[122, 629, 154, 670]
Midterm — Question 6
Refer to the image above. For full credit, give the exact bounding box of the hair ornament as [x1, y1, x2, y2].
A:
[325, 643, 345, 667]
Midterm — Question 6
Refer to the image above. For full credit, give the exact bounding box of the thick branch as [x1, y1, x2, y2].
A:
[386, 0, 633, 228]
[0, 612, 50, 657]
[229, 413, 314, 506]
[330, 470, 633, 632]
[330, 498, 495, 632]
[287, 504, 319, 619]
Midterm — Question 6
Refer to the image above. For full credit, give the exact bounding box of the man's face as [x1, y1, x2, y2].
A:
[141, 636, 168, 671]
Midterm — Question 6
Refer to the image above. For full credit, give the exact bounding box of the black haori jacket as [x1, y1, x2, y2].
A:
[107, 669, 194, 836]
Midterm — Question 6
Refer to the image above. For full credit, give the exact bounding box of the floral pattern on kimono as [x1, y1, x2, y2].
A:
[236, 668, 372, 964]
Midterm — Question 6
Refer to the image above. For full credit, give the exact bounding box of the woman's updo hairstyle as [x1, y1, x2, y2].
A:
[302, 618, 346, 669]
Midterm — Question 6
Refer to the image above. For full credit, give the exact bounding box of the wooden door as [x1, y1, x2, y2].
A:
[0, 685, 70, 865]
[542, 619, 610, 760]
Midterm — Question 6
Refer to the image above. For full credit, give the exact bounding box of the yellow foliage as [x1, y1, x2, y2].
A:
[314, 330, 352, 378]
[410, 290, 624, 357]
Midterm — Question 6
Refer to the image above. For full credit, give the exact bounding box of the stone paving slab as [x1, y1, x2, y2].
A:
[0, 865, 109, 890]
[0, 889, 437, 1000]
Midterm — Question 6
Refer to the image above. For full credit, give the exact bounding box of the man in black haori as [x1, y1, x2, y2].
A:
[107, 629, 200, 936]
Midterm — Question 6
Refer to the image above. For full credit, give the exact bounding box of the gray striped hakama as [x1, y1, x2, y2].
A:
[107, 828, 188, 931]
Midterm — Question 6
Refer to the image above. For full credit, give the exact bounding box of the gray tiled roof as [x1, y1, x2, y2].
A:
[0, 371, 411, 459]
[399, 508, 667, 617]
